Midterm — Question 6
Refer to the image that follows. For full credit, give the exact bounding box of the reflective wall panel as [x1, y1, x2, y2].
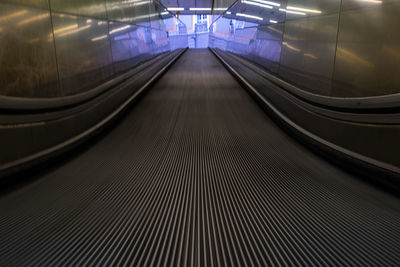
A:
[12, 0, 48, 8]
[210, 0, 400, 99]
[332, 0, 400, 97]
[134, 2, 151, 27]
[149, 1, 163, 29]
[50, 0, 108, 19]
[248, 24, 284, 74]
[109, 22, 151, 73]
[212, 0, 236, 17]
[52, 13, 113, 96]
[0, 0, 187, 99]
[153, 28, 170, 54]
[279, 7, 340, 95]
[106, 0, 136, 24]
[0, 2, 60, 97]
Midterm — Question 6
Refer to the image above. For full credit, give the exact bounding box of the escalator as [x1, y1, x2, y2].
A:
[0, 49, 399, 266]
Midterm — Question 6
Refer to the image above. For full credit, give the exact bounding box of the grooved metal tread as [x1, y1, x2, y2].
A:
[0, 49, 400, 266]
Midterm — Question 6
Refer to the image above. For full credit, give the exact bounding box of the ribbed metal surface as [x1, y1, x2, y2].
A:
[0, 49, 400, 266]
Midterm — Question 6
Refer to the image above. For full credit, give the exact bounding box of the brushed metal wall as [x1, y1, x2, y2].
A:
[333, 0, 400, 97]
[0, 2, 59, 97]
[209, 0, 400, 98]
[0, 0, 187, 98]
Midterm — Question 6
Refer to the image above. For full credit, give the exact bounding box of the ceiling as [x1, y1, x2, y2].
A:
[159, 0, 227, 13]
[159, 0, 213, 8]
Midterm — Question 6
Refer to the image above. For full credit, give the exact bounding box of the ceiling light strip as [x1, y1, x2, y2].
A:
[189, 8, 212, 11]
[279, 8, 306, 15]
[242, 0, 273, 9]
[249, 0, 280, 7]
[236, 13, 263, 20]
[286, 6, 322, 14]
[167, 7, 184, 11]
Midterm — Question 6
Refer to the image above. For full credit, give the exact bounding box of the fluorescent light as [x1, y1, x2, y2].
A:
[269, 19, 278, 23]
[18, 13, 49, 26]
[236, 13, 263, 20]
[161, 11, 169, 15]
[58, 25, 91, 37]
[109, 25, 131, 34]
[279, 8, 306, 15]
[242, 0, 273, 9]
[250, 0, 280, 7]
[282, 42, 301, 52]
[304, 53, 318, 59]
[249, 0, 280, 7]
[0, 10, 27, 23]
[214, 8, 228, 11]
[53, 24, 78, 35]
[286, 6, 322, 14]
[91, 34, 108, 42]
[189, 7, 211, 11]
[226, 11, 232, 14]
[167, 7, 184, 11]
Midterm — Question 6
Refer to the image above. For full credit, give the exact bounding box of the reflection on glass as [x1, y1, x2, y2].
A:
[237, 13, 263, 20]
[211, 0, 400, 98]
[0, 0, 187, 98]
[242, 1, 274, 10]
[0, 3, 59, 97]
[50, 0, 108, 19]
[0, 10, 28, 22]
[210, 0, 349, 97]
[332, 0, 400, 96]
[285, 6, 322, 14]
[279, 8, 306, 15]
